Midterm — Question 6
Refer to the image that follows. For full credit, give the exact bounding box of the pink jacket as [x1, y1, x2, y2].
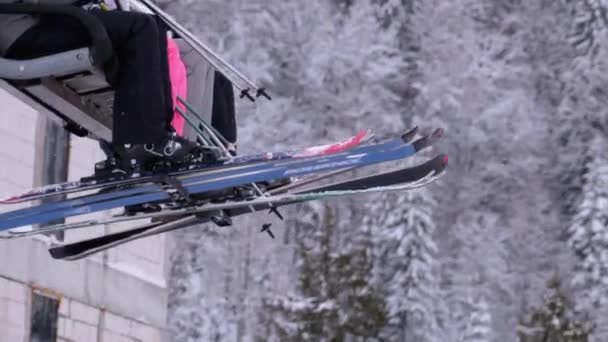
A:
[167, 37, 187, 136]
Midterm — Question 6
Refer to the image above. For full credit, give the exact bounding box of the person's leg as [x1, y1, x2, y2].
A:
[8, 11, 196, 170]
[6, 11, 172, 146]
[211, 71, 237, 145]
[154, 17, 174, 131]
[89, 10, 171, 146]
[5, 15, 90, 59]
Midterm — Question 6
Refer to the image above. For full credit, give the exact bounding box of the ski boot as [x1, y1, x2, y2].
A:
[93, 156, 133, 179]
[90, 140, 130, 180]
[120, 133, 199, 171]
[90, 133, 200, 181]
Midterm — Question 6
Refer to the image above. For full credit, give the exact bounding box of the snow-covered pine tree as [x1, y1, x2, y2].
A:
[261, 204, 388, 341]
[168, 228, 234, 341]
[242, 1, 411, 333]
[442, 211, 514, 342]
[372, 187, 443, 342]
[461, 295, 492, 342]
[261, 203, 339, 341]
[555, 0, 608, 217]
[517, 275, 592, 342]
[254, 255, 276, 342]
[314, 0, 409, 134]
[568, 0, 608, 58]
[414, 2, 583, 340]
[248, 0, 407, 139]
[568, 134, 608, 339]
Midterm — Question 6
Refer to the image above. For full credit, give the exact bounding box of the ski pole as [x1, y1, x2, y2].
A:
[137, 0, 271, 101]
[177, 96, 231, 147]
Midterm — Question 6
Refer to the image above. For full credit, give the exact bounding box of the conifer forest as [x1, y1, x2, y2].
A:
[162, 1, 608, 341]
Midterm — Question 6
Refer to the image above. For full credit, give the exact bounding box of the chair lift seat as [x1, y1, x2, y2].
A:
[0, 3, 117, 142]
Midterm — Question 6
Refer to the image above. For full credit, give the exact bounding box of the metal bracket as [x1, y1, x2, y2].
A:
[152, 174, 192, 203]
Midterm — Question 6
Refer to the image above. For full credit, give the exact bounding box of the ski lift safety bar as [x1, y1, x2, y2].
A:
[136, 0, 272, 102]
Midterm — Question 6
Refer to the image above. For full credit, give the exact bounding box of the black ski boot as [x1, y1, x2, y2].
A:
[121, 134, 197, 169]
[93, 157, 129, 179]
[91, 140, 130, 179]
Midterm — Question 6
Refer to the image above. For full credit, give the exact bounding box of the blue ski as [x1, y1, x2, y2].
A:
[0, 129, 440, 231]
[0, 133, 409, 222]
[0, 129, 379, 204]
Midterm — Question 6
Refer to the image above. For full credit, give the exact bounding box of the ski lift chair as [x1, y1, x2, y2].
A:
[0, 0, 268, 156]
[0, 3, 116, 143]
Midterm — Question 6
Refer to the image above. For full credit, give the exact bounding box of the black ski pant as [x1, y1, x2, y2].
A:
[6, 9, 173, 145]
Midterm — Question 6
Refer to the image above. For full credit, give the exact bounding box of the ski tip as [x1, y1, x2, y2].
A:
[48, 248, 62, 259]
[432, 128, 444, 139]
[430, 153, 449, 172]
[358, 129, 373, 140]
[401, 126, 419, 143]
[412, 127, 445, 152]
[0, 197, 19, 205]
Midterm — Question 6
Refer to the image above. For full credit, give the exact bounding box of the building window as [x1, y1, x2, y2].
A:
[39, 119, 70, 241]
[30, 291, 59, 342]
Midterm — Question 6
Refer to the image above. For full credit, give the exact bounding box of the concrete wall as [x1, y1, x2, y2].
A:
[0, 276, 165, 342]
[0, 81, 170, 341]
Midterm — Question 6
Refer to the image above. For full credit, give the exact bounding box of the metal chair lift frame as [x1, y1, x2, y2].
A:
[0, 1, 269, 156]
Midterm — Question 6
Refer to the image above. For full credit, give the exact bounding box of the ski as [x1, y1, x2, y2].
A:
[0, 129, 440, 232]
[22, 154, 447, 237]
[0, 128, 379, 204]
[48, 154, 447, 260]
